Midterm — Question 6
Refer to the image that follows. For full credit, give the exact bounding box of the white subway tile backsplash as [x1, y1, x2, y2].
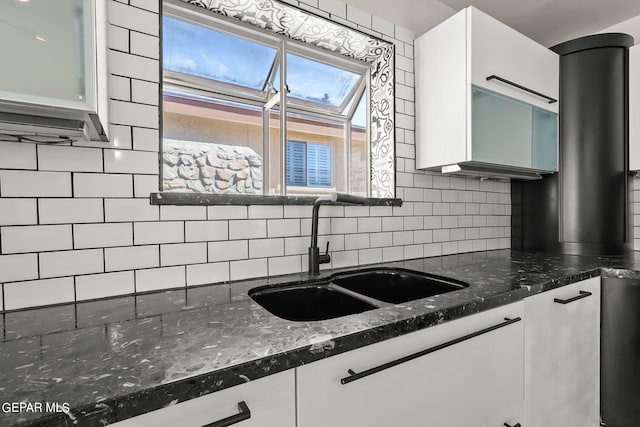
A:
[134, 174, 159, 197]
[331, 250, 358, 269]
[109, 0, 159, 36]
[267, 219, 301, 238]
[4, 277, 75, 310]
[1, 225, 72, 254]
[331, 217, 357, 234]
[383, 246, 404, 262]
[0, 254, 38, 282]
[404, 244, 423, 259]
[39, 249, 104, 278]
[76, 271, 135, 300]
[268, 255, 301, 276]
[105, 199, 159, 222]
[413, 230, 433, 244]
[110, 101, 159, 129]
[109, 124, 133, 149]
[105, 245, 159, 271]
[319, 0, 346, 17]
[208, 205, 248, 220]
[134, 221, 183, 244]
[108, 23, 129, 51]
[161, 242, 207, 266]
[130, 31, 159, 59]
[230, 258, 268, 281]
[109, 74, 131, 101]
[248, 205, 284, 219]
[74, 173, 133, 198]
[0, 142, 37, 170]
[249, 238, 284, 258]
[39, 199, 104, 224]
[357, 217, 381, 233]
[130, 0, 160, 12]
[133, 127, 160, 152]
[132, 79, 160, 107]
[160, 205, 207, 221]
[358, 248, 382, 265]
[104, 149, 158, 174]
[346, 4, 371, 27]
[0, 199, 37, 225]
[344, 233, 370, 250]
[208, 240, 248, 262]
[110, 50, 160, 83]
[136, 266, 185, 292]
[229, 219, 266, 240]
[186, 262, 229, 286]
[372, 15, 394, 36]
[284, 236, 308, 256]
[38, 145, 103, 172]
[185, 220, 227, 242]
[0, 170, 71, 197]
[74, 223, 133, 248]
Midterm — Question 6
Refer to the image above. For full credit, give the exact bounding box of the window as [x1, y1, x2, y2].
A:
[286, 141, 332, 189]
[161, 0, 395, 199]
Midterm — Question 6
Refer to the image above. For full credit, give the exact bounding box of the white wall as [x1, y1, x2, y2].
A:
[0, 0, 511, 312]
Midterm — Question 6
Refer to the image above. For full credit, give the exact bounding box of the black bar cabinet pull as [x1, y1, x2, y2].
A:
[486, 74, 558, 104]
[203, 401, 251, 427]
[553, 290, 592, 305]
[504, 423, 521, 427]
[340, 317, 522, 385]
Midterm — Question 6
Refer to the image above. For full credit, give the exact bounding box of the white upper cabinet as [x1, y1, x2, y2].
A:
[415, 7, 559, 173]
[630, 45, 639, 170]
[0, 0, 109, 141]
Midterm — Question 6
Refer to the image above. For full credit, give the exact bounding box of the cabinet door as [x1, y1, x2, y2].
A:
[469, 7, 559, 113]
[524, 278, 600, 427]
[297, 302, 524, 427]
[531, 107, 558, 171]
[630, 45, 640, 171]
[111, 370, 295, 427]
[0, 0, 95, 111]
[471, 86, 533, 168]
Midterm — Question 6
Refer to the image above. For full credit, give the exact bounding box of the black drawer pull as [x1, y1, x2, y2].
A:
[504, 423, 521, 427]
[554, 290, 592, 305]
[341, 317, 522, 385]
[486, 74, 558, 104]
[203, 401, 251, 427]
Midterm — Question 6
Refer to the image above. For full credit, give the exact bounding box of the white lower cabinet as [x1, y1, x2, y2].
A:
[110, 369, 295, 427]
[296, 302, 524, 427]
[524, 277, 600, 427]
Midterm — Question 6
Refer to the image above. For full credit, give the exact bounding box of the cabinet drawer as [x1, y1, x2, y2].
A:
[524, 278, 600, 427]
[111, 370, 295, 427]
[469, 7, 559, 113]
[297, 302, 524, 427]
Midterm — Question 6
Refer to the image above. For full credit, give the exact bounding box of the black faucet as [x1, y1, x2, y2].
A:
[308, 192, 368, 275]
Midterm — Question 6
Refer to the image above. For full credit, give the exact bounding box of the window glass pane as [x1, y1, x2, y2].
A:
[307, 144, 331, 187]
[286, 53, 361, 107]
[163, 16, 277, 91]
[286, 113, 346, 195]
[163, 90, 264, 194]
[350, 92, 367, 196]
[286, 141, 307, 186]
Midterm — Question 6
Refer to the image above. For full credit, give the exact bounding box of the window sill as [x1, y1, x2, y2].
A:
[150, 192, 402, 206]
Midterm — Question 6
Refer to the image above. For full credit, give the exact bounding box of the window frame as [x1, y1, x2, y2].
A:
[157, 0, 397, 204]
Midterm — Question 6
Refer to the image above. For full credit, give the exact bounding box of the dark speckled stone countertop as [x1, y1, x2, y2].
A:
[2, 249, 640, 426]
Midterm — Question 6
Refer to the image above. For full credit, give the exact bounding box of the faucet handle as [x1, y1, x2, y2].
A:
[324, 241, 330, 256]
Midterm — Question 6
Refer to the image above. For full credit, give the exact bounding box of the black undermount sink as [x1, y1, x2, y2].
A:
[249, 284, 377, 321]
[249, 268, 468, 321]
[332, 268, 468, 304]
